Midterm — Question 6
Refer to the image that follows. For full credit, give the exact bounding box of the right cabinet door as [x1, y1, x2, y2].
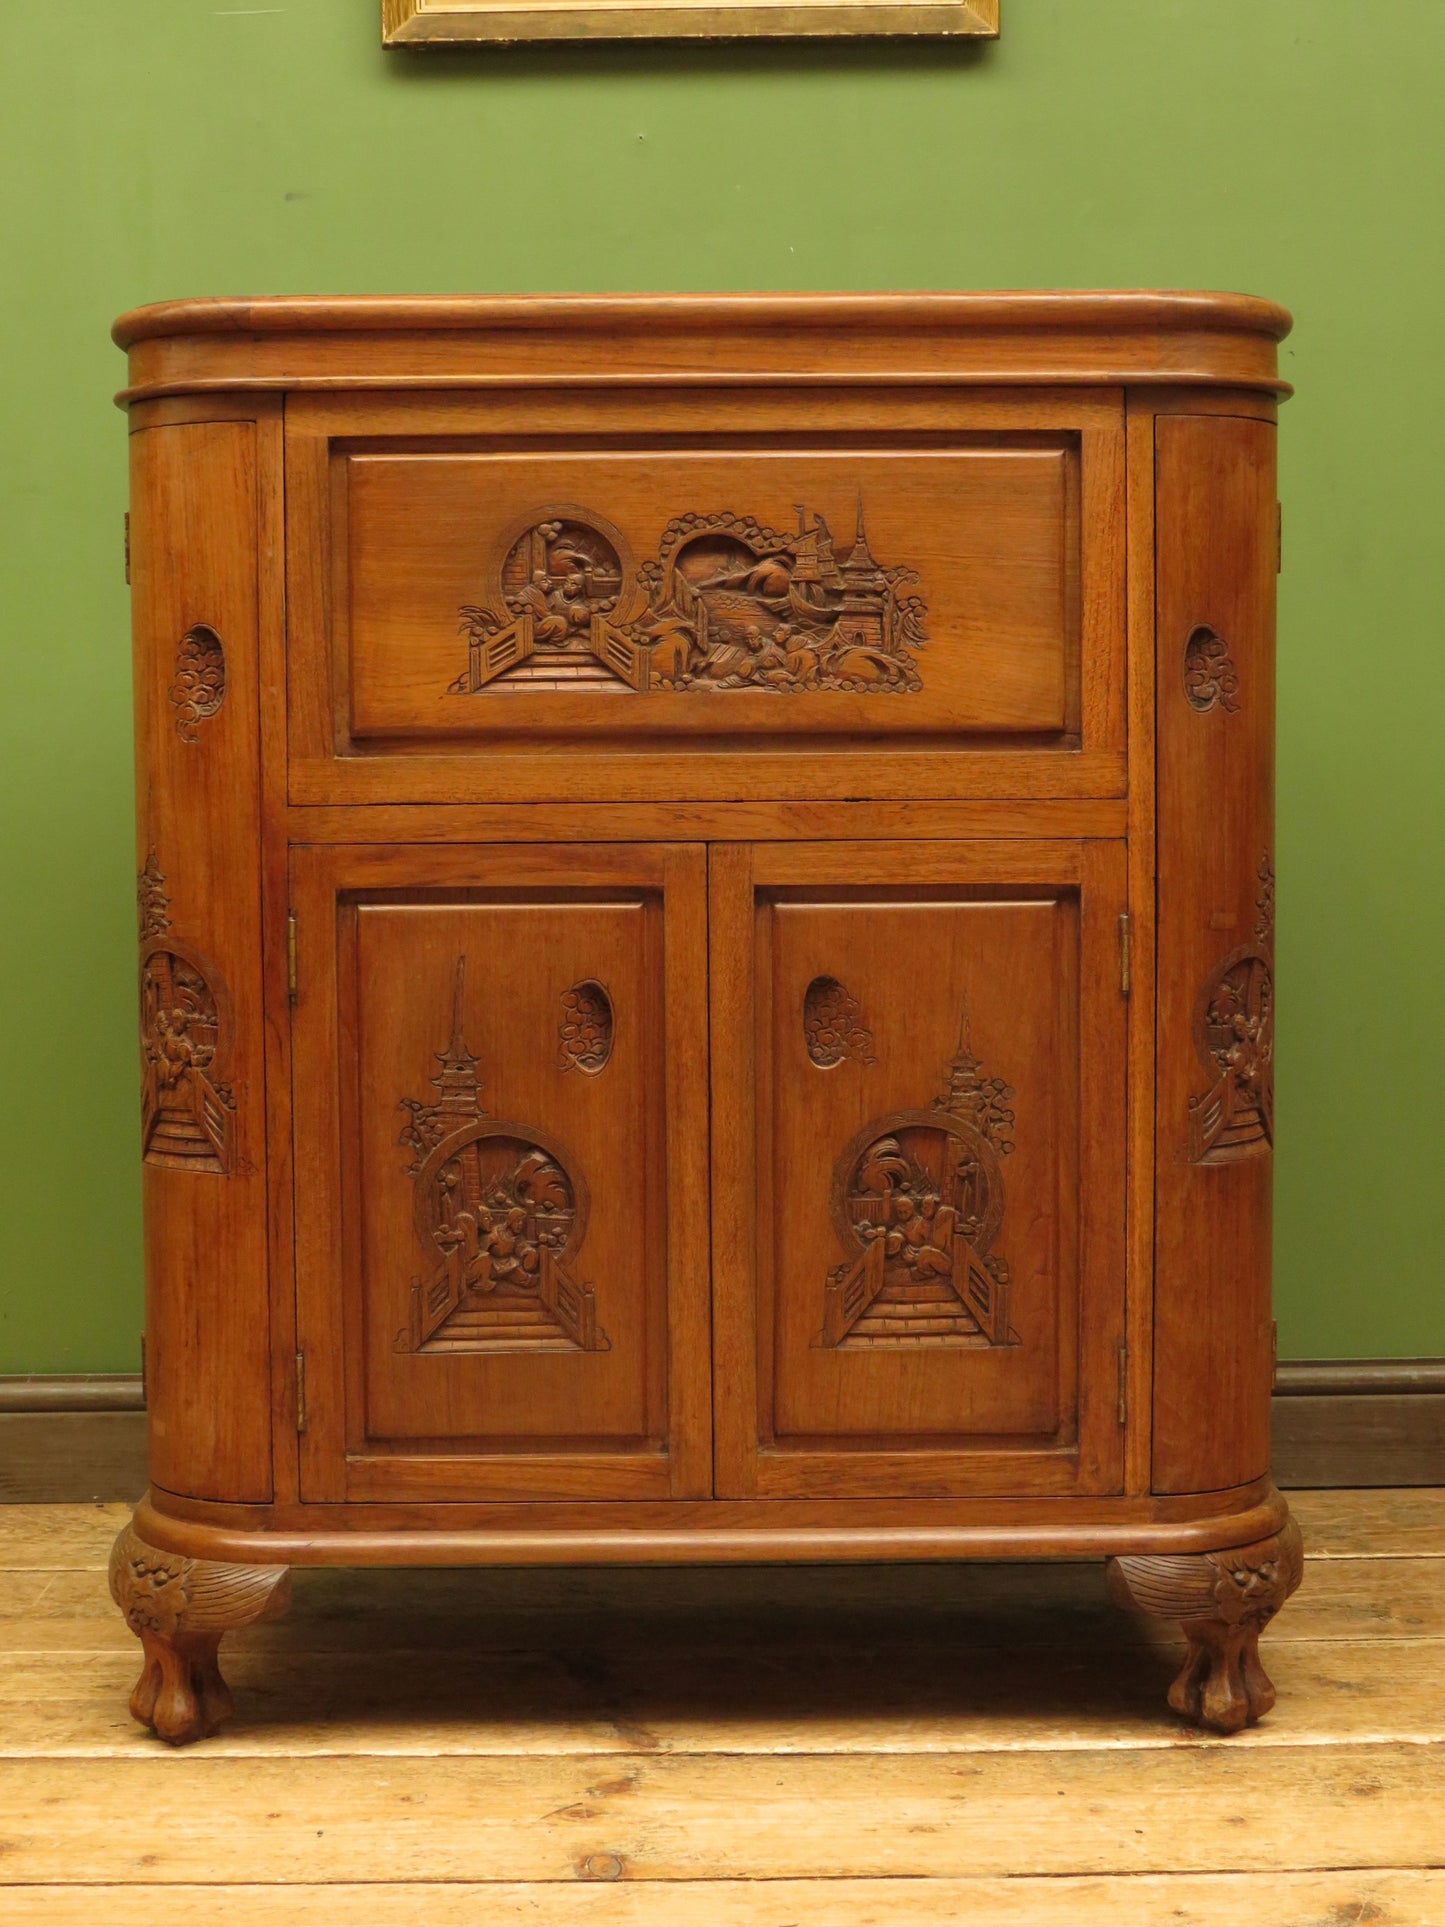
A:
[711, 840, 1127, 1499]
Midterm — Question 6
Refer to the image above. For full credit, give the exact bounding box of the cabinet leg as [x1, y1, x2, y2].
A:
[1107, 1513, 1303, 1734]
[108, 1521, 291, 1745]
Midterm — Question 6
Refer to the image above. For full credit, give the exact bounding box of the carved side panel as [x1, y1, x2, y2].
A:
[453, 497, 927, 697]
[396, 958, 609, 1355]
[1153, 413, 1278, 1495]
[168, 623, 227, 741]
[130, 418, 270, 1503]
[818, 1004, 1017, 1351]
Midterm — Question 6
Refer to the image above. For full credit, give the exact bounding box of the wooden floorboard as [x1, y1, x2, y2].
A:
[2, 1491, 1443, 1911]
[4, 1874, 1445, 1927]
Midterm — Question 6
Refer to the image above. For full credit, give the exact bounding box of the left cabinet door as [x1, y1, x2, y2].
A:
[290, 843, 710, 1503]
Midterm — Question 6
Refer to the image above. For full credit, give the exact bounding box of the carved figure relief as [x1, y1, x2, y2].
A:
[1183, 624, 1241, 714]
[397, 958, 608, 1354]
[819, 1003, 1017, 1350]
[137, 854, 236, 1175]
[803, 976, 876, 1068]
[1188, 854, 1275, 1162]
[454, 498, 927, 697]
[558, 981, 614, 1075]
[168, 624, 227, 741]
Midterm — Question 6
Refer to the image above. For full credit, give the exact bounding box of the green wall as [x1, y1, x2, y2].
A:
[2, 0, 1441, 1371]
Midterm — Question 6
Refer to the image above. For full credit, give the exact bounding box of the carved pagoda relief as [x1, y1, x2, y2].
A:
[1188, 854, 1275, 1163]
[803, 976, 876, 1068]
[558, 981, 614, 1075]
[397, 958, 608, 1355]
[453, 499, 927, 698]
[137, 853, 236, 1175]
[168, 624, 227, 742]
[1183, 624, 1241, 715]
[819, 1002, 1017, 1350]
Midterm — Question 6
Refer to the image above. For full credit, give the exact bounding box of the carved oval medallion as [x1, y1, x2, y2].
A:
[558, 981, 614, 1074]
[803, 976, 875, 1068]
[1183, 625, 1240, 715]
[168, 624, 226, 741]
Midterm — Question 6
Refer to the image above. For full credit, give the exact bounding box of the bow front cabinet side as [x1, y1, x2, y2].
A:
[113, 294, 1298, 1745]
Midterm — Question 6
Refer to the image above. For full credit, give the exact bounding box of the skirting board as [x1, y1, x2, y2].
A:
[1, 1366, 1443, 1503]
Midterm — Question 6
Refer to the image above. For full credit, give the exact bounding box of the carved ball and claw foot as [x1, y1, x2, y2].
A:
[1107, 1515, 1304, 1734]
[108, 1522, 291, 1745]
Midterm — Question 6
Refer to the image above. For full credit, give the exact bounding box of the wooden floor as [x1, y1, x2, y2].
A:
[3, 1491, 1444, 1924]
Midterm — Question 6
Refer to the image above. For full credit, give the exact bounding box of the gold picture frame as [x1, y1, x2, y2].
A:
[383, 0, 998, 43]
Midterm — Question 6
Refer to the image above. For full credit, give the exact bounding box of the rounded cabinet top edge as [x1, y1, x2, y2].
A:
[113, 289, 1293, 349]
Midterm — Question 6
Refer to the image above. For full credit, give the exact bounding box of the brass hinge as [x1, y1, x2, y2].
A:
[295, 1351, 307, 1435]
[287, 911, 298, 1004]
[1117, 1344, 1129, 1427]
[1118, 913, 1131, 998]
[1276, 501, 1283, 574]
[139, 1333, 147, 1406]
[123, 513, 131, 586]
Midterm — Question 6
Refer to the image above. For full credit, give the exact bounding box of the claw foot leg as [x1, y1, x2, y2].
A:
[1107, 1513, 1304, 1734]
[108, 1521, 291, 1745]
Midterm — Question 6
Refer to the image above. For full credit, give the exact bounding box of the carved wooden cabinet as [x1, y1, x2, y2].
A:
[111, 294, 1299, 1744]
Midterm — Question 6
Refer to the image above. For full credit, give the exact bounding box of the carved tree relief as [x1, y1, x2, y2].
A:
[803, 976, 876, 1068]
[454, 498, 927, 698]
[397, 957, 609, 1355]
[819, 1002, 1017, 1350]
[1183, 624, 1241, 714]
[558, 981, 614, 1075]
[1188, 854, 1275, 1162]
[137, 853, 236, 1175]
[168, 624, 227, 741]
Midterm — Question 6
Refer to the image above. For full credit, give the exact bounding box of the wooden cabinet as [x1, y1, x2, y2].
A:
[109, 294, 1301, 1746]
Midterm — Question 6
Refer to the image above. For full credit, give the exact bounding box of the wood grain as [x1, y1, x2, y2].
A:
[3, 1874, 1437, 1926]
[129, 420, 271, 1504]
[1151, 413, 1278, 1494]
[3, 1492, 1442, 1916]
[1, 1745, 1439, 1882]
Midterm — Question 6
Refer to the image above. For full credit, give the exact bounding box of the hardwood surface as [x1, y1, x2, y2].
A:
[116, 293, 1294, 1740]
[130, 421, 272, 1505]
[111, 292, 1294, 409]
[3, 1491, 1443, 1922]
[1152, 412, 1278, 1494]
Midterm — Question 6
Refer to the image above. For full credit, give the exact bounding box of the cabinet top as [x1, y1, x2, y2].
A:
[112, 291, 1292, 404]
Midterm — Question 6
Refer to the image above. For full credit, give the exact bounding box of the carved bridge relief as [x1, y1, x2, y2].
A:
[396, 957, 609, 1356]
[452, 498, 927, 698]
[819, 1003, 1018, 1351]
[1188, 856, 1275, 1163]
[137, 853, 236, 1175]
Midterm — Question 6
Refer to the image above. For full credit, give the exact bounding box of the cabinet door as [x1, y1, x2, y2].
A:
[291, 843, 710, 1503]
[711, 840, 1127, 1499]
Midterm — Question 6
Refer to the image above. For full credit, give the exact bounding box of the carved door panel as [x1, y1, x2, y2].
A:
[290, 843, 710, 1503]
[710, 841, 1128, 1500]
